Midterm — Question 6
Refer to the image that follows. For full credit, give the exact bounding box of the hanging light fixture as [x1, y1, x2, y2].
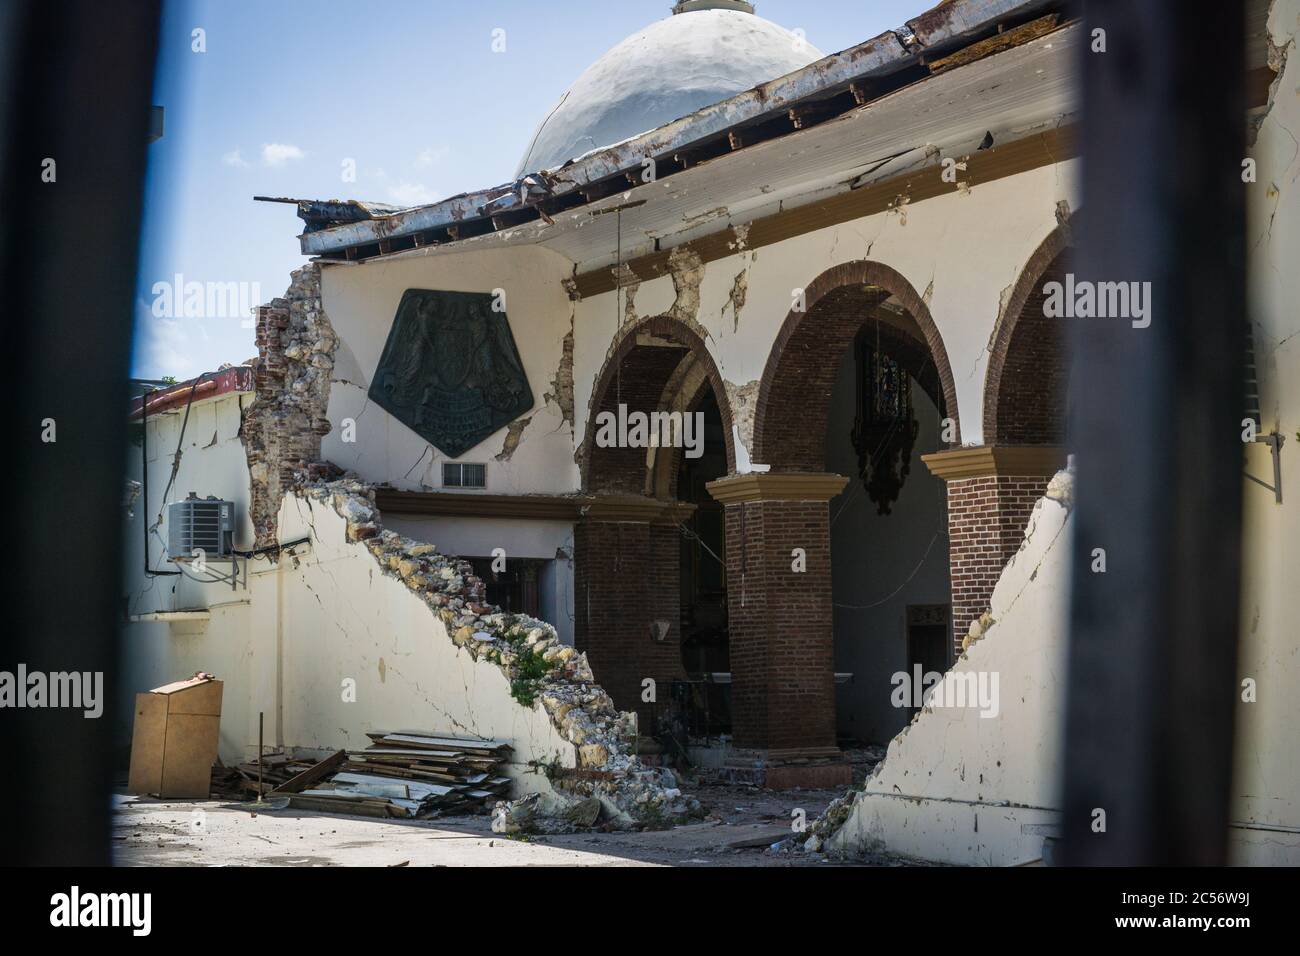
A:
[851, 319, 918, 515]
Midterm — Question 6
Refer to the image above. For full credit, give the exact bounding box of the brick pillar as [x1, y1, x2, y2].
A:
[573, 496, 691, 731]
[706, 472, 851, 788]
[921, 446, 1067, 653]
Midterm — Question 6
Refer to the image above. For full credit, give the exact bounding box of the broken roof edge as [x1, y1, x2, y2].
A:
[295, 0, 1061, 257]
[254, 196, 404, 233]
[128, 364, 255, 421]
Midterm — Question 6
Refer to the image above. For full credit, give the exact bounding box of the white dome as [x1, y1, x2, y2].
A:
[515, 5, 822, 177]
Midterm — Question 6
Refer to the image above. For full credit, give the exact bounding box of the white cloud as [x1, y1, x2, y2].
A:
[222, 149, 249, 168]
[388, 181, 438, 206]
[261, 143, 305, 167]
[415, 145, 450, 167]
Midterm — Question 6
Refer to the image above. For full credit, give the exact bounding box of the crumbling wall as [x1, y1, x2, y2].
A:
[243, 264, 337, 547]
[803, 469, 1075, 866]
[272, 478, 699, 830]
[236, 262, 692, 829]
[723, 378, 761, 470]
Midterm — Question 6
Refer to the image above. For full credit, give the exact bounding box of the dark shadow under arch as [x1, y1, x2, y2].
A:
[581, 314, 736, 493]
[752, 260, 961, 470]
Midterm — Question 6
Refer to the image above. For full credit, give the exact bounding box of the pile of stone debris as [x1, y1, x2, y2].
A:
[302, 478, 704, 833]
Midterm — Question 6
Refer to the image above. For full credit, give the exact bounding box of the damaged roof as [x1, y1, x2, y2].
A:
[253, 197, 404, 234]
[266, 0, 1066, 262]
[128, 365, 254, 421]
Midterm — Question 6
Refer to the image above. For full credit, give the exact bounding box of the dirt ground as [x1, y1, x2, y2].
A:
[113, 782, 894, 867]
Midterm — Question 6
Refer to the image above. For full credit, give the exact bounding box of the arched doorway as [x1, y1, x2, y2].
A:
[752, 261, 960, 468]
[576, 315, 735, 734]
[714, 261, 958, 763]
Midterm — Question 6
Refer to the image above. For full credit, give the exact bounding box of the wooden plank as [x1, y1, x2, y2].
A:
[126, 692, 167, 796]
[347, 748, 465, 759]
[163, 678, 224, 716]
[287, 794, 393, 818]
[160, 713, 220, 798]
[333, 772, 455, 796]
[342, 761, 460, 783]
[375, 733, 512, 752]
[927, 14, 1062, 75]
[271, 749, 347, 794]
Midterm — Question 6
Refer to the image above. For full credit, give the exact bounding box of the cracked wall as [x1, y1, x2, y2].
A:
[573, 162, 1079, 460]
[318, 245, 579, 494]
[545, 320, 575, 432]
[261, 478, 698, 827]
[723, 379, 761, 469]
[120, 387, 258, 760]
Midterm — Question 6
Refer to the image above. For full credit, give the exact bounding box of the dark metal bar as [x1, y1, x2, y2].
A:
[1060, 1, 1247, 864]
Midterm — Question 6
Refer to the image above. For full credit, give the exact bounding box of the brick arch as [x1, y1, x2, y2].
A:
[581, 314, 736, 493]
[751, 260, 961, 470]
[982, 223, 1075, 444]
[650, 352, 724, 500]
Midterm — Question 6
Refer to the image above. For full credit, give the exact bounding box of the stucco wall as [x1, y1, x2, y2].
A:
[816, 0, 1300, 866]
[313, 159, 1079, 499]
[120, 389, 258, 762]
[573, 160, 1080, 464]
[118, 388, 580, 781]
[319, 245, 578, 494]
[246, 492, 576, 788]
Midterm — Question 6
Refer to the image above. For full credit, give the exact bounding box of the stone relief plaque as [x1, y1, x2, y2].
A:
[368, 289, 534, 458]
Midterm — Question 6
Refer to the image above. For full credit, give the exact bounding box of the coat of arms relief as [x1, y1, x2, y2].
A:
[368, 289, 534, 459]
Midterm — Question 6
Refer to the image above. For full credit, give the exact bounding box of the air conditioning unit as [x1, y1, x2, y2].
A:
[167, 495, 235, 562]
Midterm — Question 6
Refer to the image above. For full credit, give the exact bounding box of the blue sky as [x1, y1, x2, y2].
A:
[133, 0, 925, 379]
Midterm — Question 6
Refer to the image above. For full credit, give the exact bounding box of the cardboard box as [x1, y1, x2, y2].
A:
[127, 676, 223, 798]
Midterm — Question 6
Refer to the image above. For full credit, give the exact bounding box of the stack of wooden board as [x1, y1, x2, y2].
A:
[285, 732, 513, 819]
[210, 752, 319, 799]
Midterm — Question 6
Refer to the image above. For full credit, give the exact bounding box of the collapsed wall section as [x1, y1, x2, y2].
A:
[277, 480, 699, 828]
[235, 266, 697, 829]
[804, 468, 1075, 865]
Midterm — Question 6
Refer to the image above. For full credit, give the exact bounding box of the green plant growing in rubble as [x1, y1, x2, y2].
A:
[509, 645, 551, 708]
[495, 617, 553, 708]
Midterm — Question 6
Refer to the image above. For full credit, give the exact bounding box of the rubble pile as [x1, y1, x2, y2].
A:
[210, 751, 316, 799]
[795, 787, 861, 855]
[288, 733, 513, 819]
[297, 479, 701, 831]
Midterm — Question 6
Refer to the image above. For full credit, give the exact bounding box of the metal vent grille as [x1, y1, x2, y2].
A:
[167, 498, 235, 561]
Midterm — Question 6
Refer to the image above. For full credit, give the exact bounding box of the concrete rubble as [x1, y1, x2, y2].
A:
[296, 477, 702, 833]
[241, 264, 700, 834]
